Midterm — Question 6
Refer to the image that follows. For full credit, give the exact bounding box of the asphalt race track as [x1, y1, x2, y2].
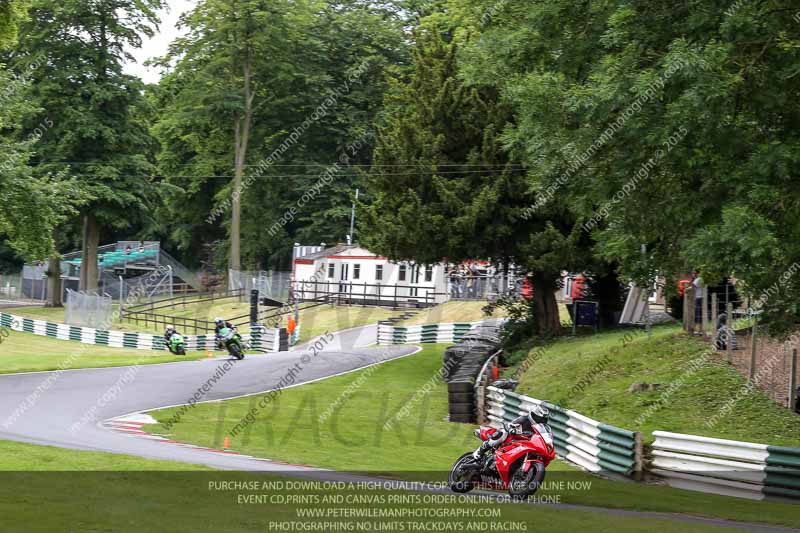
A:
[0, 326, 417, 472]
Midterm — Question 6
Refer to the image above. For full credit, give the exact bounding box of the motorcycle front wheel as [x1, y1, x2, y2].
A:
[177, 345, 186, 356]
[448, 452, 479, 494]
[508, 461, 546, 500]
[229, 343, 245, 360]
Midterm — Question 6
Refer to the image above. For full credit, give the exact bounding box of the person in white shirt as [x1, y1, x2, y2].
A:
[693, 273, 705, 326]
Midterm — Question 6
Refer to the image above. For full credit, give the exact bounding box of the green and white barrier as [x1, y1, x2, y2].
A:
[486, 386, 642, 478]
[0, 312, 283, 353]
[651, 431, 800, 501]
[377, 320, 504, 345]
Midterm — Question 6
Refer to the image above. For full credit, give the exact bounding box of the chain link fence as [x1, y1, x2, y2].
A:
[0, 268, 47, 304]
[229, 270, 292, 302]
[64, 289, 113, 328]
[102, 267, 174, 303]
[447, 274, 517, 300]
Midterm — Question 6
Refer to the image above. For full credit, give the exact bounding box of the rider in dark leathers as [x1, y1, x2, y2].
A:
[473, 405, 550, 460]
[214, 317, 236, 349]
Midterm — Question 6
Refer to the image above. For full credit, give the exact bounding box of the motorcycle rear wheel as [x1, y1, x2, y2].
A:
[449, 452, 479, 494]
[508, 461, 545, 500]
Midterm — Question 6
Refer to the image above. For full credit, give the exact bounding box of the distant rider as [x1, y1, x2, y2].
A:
[164, 325, 179, 344]
[473, 405, 550, 461]
[214, 317, 236, 349]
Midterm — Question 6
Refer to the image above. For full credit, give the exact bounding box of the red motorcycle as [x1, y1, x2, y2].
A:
[448, 410, 556, 500]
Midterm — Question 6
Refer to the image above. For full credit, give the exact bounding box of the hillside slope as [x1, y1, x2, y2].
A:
[514, 325, 800, 447]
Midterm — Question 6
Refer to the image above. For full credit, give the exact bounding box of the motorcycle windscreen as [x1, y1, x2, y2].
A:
[534, 423, 554, 446]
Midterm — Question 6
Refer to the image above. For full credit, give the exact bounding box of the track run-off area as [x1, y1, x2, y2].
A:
[0, 325, 796, 532]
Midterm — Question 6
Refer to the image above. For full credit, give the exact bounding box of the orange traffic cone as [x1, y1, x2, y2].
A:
[206, 348, 213, 359]
[223, 437, 230, 450]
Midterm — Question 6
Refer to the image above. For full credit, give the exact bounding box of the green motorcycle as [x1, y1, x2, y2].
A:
[168, 332, 187, 355]
[218, 326, 245, 360]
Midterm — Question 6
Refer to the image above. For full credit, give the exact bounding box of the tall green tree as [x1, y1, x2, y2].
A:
[0, 0, 86, 294]
[156, 0, 307, 271]
[361, 10, 579, 336]
[470, 0, 800, 333]
[0, 0, 28, 48]
[152, 0, 408, 270]
[14, 0, 163, 291]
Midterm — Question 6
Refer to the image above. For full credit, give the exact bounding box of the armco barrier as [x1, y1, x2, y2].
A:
[485, 386, 642, 478]
[377, 320, 504, 345]
[0, 312, 284, 353]
[651, 431, 800, 500]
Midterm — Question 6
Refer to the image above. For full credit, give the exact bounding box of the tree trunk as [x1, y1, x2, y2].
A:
[79, 213, 100, 292]
[590, 271, 625, 329]
[46, 228, 62, 307]
[532, 273, 561, 336]
[230, 53, 254, 272]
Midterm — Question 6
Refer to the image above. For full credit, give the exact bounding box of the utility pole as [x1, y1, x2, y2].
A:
[642, 244, 651, 337]
[348, 189, 360, 245]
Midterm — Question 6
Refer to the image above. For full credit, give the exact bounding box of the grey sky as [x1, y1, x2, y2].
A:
[123, 0, 196, 84]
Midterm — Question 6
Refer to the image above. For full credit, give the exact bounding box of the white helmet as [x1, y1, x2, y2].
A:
[528, 404, 550, 425]
[214, 317, 224, 325]
[166, 325, 175, 333]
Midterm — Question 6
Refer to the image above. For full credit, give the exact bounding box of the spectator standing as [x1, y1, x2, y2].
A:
[693, 273, 705, 327]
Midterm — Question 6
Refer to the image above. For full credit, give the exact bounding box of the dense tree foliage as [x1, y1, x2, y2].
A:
[2, 0, 800, 334]
[0, 0, 28, 48]
[0, 0, 85, 268]
[151, 0, 408, 270]
[463, 0, 800, 334]
[360, 12, 570, 335]
[13, 0, 163, 290]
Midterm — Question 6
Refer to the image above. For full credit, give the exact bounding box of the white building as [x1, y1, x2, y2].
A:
[292, 244, 448, 307]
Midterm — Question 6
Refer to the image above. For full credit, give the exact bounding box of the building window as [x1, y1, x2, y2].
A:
[425, 265, 433, 282]
[376, 265, 383, 281]
[328, 263, 335, 279]
[399, 265, 407, 282]
[353, 264, 361, 280]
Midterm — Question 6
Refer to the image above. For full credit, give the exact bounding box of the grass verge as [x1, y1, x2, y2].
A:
[0, 469, 734, 533]
[0, 439, 211, 470]
[396, 301, 505, 326]
[294, 304, 402, 342]
[146, 344, 800, 527]
[7, 302, 405, 339]
[0, 330, 205, 374]
[514, 324, 800, 447]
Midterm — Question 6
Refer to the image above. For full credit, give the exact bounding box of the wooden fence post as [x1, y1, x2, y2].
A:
[682, 291, 688, 331]
[685, 285, 696, 334]
[711, 293, 718, 347]
[749, 320, 758, 381]
[790, 348, 798, 412]
[702, 289, 709, 339]
[634, 432, 644, 482]
[726, 302, 734, 363]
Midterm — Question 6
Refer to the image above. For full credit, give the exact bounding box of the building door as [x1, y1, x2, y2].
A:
[410, 265, 420, 297]
[339, 263, 350, 296]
